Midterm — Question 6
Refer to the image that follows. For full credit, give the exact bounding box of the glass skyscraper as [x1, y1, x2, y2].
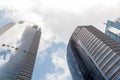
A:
[67, 25, 120, 80]
[105, 18, 120, 43]
[0, 21, 41, 80]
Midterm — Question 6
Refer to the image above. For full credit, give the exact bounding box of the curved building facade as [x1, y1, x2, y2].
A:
[67, 25, 120, 80]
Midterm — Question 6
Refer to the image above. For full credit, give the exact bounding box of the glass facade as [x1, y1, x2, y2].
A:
[0, 21, 41, 80]
[67, 42, 84, 80]
[67, 26, 120, 80]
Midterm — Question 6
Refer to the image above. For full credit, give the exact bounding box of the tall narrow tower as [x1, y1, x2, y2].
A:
[0, 21, 41, 80]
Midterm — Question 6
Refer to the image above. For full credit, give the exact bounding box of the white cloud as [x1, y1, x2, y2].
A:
[0, 0, 119, 43]
[45, 48, 72, 80]
[40, 0, 119, 14]
[0, 0, 44, 27]
[37, 28, 58, 62]
[0, 0, 120, 80]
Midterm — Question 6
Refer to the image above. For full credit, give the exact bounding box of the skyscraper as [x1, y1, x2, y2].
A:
[67, 25, 120, 80]
[0, 21, 41, 80]
[105, 18, 120, 43]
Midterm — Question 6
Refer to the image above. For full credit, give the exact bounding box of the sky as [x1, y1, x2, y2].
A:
[0, 0, 119, 80]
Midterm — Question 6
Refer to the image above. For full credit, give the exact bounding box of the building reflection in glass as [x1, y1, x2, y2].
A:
[0, 21, 41, 80]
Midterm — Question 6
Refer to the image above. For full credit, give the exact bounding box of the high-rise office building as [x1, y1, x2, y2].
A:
[0, 21, 41, 80]
[67, 25, 120, 80]
[105, 18, 120, 43]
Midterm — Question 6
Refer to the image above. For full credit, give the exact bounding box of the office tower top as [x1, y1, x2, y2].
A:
[67, 25, 120, 80]
[0, 21, 41, 80]
[105, 18, 120, 43]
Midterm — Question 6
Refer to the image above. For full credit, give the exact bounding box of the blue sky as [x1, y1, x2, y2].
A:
[0, 11, 12, 27]
[0, 14, 72, 80]
[0, 0, 119, 80]
[32, 42, 72, 80]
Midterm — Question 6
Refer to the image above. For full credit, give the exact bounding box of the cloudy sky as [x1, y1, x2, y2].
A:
[0, 0, 119, 80]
